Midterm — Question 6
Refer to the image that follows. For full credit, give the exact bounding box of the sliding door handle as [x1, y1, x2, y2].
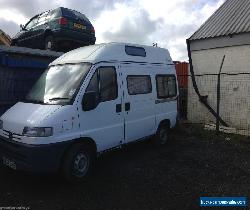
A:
[125, 102, 130, 111]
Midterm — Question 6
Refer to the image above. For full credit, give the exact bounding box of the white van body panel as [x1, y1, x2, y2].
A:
[50, 42, 173, 66]
[0, 43, 178, 164]
[121, 64, 156, 143]
[1, 102, 61, 135]
[77, 63, 124, 151]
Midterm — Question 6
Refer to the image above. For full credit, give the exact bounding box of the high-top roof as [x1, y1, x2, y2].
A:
[189, 0, 250, 41]
[50, 42, 173, 66]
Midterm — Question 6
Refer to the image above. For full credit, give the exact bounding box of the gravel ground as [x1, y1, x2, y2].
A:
[0, 125, 249, 210]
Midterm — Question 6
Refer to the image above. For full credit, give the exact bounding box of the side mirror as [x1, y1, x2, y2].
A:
[82, 91, 99, 111]
[20, 24, 26, 31]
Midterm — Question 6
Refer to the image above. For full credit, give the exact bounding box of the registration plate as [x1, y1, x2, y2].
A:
[2, 156, 16, 170]
[73, 23, 86, 30]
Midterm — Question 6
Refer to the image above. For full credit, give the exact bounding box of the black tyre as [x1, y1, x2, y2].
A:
[154, 123, 170, 145]
[62, 143, 95, 182]
[45, 35, 56, 50]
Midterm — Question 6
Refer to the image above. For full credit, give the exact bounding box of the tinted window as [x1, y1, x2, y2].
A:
[86, 71, 99, 102]
[125, 46, 146, 57]
[127, 75, 152, 95]
[99, 67, 117, 102]
[156, 75, 177, 98]
[86, 67, 118, 103]
[25, 17, 38, 29]
[37, 11, 49, 23]
[86, 71, 98, 92]
[48, 9, 61, 19]
[62, 8, 91, 24]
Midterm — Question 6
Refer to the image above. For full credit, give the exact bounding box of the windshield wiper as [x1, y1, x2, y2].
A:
[49, 97, 70, 101]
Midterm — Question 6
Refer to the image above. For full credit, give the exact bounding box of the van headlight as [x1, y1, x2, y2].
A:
[0, 120, 3, 129]
[22, 127, 53, 137]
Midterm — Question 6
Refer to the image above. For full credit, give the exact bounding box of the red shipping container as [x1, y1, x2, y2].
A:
[174, 61, 189, 88]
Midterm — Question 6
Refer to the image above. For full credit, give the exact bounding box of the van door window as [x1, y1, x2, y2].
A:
[156, 75, 177, 98]
[127, 75, 152, 95]
[86, 71, 98, 92]
[86, 67, 118, 103]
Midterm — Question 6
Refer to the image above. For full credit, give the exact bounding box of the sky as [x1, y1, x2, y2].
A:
[0, 0, 225, 61]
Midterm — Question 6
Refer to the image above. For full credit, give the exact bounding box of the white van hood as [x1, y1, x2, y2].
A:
[1, 102, 62, 135]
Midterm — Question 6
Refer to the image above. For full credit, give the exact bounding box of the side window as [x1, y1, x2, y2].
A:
[99, 67, 118, 102]
[86, 71, 98, 92]
[37, 12, 49, 24]
[25, 18, 38, 30]
[127, 75, 152, 95]
[85, 67, 118, 103]
[156, 75, 177, 98]
[48, 9, 60, 20]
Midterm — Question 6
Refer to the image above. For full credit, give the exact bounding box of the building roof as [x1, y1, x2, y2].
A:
[0, 29, 11, 46]
[0, 45, 63, 58]
[50, 42, 173, 66]
[189, 0, 250, 41]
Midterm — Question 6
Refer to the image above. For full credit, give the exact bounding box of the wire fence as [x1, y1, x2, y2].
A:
[177, 73, 250, 136]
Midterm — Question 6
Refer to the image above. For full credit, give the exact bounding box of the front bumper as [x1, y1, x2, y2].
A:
[0, 135, 71, 173]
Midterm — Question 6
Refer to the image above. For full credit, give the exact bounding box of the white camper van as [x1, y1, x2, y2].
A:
[0, 43, 178, 181]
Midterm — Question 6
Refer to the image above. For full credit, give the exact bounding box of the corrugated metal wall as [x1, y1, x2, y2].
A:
[0, 49, 61, 116]
[188, 45, 250, 136]
[174, 61, 189, 119]
[174, 61, 188, 88]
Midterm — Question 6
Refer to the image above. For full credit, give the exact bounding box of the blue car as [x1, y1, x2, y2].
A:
[11, 7, 96, 51]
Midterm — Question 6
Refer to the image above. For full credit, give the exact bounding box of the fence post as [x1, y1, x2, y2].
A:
[216, 55, 225, 133]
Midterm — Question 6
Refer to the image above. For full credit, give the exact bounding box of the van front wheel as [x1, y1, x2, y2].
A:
[154, 124, 170, 145]
[62, 144, 95, 182]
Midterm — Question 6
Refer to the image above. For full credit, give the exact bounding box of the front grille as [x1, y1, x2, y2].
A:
[0, 136, 27, 160]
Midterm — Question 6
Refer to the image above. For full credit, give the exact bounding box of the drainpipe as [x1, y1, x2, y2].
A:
[186, 39, 228, 127]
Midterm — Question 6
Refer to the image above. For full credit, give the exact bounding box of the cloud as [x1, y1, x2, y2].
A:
[0, 18, 19, 37]
[0, 0, 225, 60]
[64, 0, 129, 19]
[100, 7, 162, 45]
[0, 0, 59, 17]
[0, 0, 36, 17]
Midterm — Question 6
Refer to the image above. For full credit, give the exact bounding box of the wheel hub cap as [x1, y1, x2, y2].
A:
[73, 153, 89, 177]
[160, 129, 167, 143]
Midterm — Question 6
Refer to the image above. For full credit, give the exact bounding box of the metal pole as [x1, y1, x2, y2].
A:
[186, 39, 228, 127]
[216, 55, 225, 133]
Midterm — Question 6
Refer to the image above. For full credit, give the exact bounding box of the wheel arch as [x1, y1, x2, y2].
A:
[157, 119, 171, 130]
[59, 137, 97, 170]
[44, 29, 53, 39]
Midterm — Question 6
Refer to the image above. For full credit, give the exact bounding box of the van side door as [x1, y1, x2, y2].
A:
[79, 65, 124, 151]
[122, 64, 156, 143]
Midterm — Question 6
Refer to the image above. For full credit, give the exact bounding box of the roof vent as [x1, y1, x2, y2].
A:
[125, 45, 146, 57]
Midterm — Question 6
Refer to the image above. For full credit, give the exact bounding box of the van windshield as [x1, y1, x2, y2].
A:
[25, 63, 92, 105]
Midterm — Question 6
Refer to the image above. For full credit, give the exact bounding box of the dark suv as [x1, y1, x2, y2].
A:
[11, 7, 96, 51]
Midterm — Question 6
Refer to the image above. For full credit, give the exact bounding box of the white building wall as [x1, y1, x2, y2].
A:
[188, 44, 250, 134]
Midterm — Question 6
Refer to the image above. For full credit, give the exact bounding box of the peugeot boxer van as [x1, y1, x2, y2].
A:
[0, 43, 178, 181]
